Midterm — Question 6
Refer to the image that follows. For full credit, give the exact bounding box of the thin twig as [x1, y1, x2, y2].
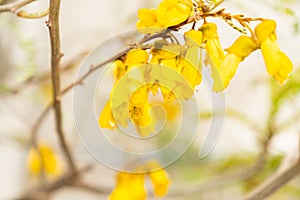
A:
[21, 164, 96, 199]
[0, 0, 35, 13]
[47, 0, 76, 173]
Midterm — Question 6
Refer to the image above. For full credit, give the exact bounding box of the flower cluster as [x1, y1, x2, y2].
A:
[99, 37, 202, 137]
[137, 0, 293, 91]
[99, 0, 294, 199]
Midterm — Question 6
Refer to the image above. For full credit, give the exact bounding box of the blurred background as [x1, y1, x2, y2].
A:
[0, 0, 300, 199]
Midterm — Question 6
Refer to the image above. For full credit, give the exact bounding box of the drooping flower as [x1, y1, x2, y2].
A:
[147, 162, 170, 197]
[98, 99, 116, 129]
[157, 0, 193, 28]
[199, 22, 224, 68]
[255, 20, 293, 83]
[213, 35, 257, 91]
[27, 144, 61, 178]
[113, 60, 126, 80]
[109, 172, 147, 200]
[109, 162, 170, 199]
[136, 8, 164, 33]
[125, 49, 149, 71]
[184, 29, 203, 47]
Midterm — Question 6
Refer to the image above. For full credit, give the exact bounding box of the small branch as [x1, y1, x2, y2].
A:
[169, 152, 267, 197]
[243, 159, 300, 200]
[0, 0, 35, 13]
[21, 165, 96, 199]
[70, 181, 110, 195]
[47, 0, 76, 173]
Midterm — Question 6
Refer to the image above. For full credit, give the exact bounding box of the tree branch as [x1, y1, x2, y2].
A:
[243, 159, 300, 200]
[0, 0, 35, 13]
[47, 0, 76, 173]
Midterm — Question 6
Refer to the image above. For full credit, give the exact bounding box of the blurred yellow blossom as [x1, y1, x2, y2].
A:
[109, 161, 170, 200]
[109, 172, 146, 200]
[27, 144, 61, 178]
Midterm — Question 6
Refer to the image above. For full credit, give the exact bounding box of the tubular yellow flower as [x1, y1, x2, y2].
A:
[157, 0, 193, 27]
[109, 172, 146, 200]
[213, 35, 257, 91]
[199, 23, 224, 68]
[113, 60, 126, 80]
[98, 100, 116, 129]
[27, 144, 61, 177]
[178, 48, 202, 89]
[150, 44, 182, 67]
[136, 8, 164, 33]
[125, 49, 149, 70]
[160, 86, 176, 105]
[255, 20, 293, 83]
[184, 29, 203, 47]
[149, 169, 170, 197]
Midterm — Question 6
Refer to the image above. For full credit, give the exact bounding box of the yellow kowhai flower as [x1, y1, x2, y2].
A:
[213, 35, 257, 91]
[98, 99, 116, 129]
[157, 0, 193, 28]
[125, 49, 149, 71]
[184, 29, 203, 47]
[109, 172, 146, 200]
[109, 163, 170, 200]
[178, 46, 202, 89]
[150, 44, 182, 69]
[27, 144, 61, 178]
[255, 20, 293, 83]
[136, 8, 164, 33]
[147, 161, 170, 197]
[199, 22, 224, 68]
[113, 60, 126, 80]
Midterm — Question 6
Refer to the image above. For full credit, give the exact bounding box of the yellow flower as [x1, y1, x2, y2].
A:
[136, 8, 164, 33]
[128, 86, 154, 137]
[109, 172, 146, 200]
[98, 99, 116, 129]
[213, 35, 257, 91]
[184, 29, 203, 46]
[113, 60, 126, 80]
[178, 46, 202, 89]
[125, 49, 149, 70]
[149, 168, 170, 197]
[150, 44, 182, 69]
[255, 20, 293, 83]
[199, 23, 224, 68]
[157, 0, 193, 27]
[27, 144, 61, 177]
[110, 161, 170, 199]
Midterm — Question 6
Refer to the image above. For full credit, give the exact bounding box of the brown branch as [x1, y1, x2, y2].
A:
[243, 159, 300, 200]
[20, 165, 98, 200]
[47, 0, 76, 173]
[0, 0, 35, 13]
